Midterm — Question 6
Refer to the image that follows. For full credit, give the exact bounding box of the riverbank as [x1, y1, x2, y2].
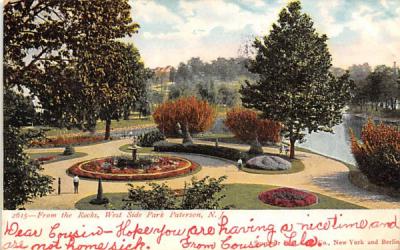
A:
[348, 113, 400, 124]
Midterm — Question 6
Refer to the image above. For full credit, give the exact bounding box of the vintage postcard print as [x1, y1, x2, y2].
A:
[2, 0, 399, 249]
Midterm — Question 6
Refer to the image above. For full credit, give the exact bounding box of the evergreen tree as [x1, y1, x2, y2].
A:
[240, 1, 353, 158]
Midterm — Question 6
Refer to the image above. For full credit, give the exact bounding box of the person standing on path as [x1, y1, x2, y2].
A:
[237, 158, 243, 169]
[73, 175, 80, 194]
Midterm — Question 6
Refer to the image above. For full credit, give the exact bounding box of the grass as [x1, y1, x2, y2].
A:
[221, 184, 365, 209]
[75, 192, 130, 210]
[119, 144, 156, 154]
[28, 152, 87, 164]
[194, 133, 245, 144]
[188, 133, 356, 174]
[241, 158, 305, 175]
[75, 183, 365, 210]
[38, 113, 155, 137]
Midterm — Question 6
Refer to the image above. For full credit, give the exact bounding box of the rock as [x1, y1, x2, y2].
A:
[246, 155, 291, 170]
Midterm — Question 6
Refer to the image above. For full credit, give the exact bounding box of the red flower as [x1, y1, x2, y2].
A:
[259, 188, 317, 208]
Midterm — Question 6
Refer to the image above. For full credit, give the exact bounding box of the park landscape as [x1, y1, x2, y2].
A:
[3, 0, 400, 211]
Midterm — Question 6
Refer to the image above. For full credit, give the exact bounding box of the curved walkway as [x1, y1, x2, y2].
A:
[25, 139, 400, 209]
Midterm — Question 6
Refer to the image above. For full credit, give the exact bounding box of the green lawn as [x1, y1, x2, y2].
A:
[38, 114, 155, 137]
[221, 184, 365, 209]
[75, 192, 130, 210]
[28, 152, 87, 164]
[75, 183, 365, 210]
[194, 133, 244, 144]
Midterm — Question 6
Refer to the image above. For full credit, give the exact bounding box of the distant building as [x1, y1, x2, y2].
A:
[153, 65, 175, 84]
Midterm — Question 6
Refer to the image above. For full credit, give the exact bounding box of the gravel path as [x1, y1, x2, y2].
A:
[25, 139, 400, 209]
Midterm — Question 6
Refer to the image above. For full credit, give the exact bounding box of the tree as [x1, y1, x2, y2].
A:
[224, 108, 281, 144]
[4, 89, 38, 127]
[240, 1, 353, 158]
[348, 63, 372, 112]
[4, 0, 139, 208]
[365, 65, 397, 111]
[4, 93, 53, 209]
[217, 84, 240, 107]
[153, 96, 216, 135]
[196, 80, 217, 104]
[87, 42, 151, 139]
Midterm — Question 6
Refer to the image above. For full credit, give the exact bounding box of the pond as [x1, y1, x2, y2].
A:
[211, 114, 399, 165]
[297, 114, 362, 165]
[299, 114, 399, 165]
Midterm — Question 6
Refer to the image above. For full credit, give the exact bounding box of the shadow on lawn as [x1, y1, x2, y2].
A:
[312, 172, 400, 203]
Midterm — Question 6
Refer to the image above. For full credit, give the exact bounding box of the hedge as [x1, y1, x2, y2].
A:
[154, 141, 249, 161]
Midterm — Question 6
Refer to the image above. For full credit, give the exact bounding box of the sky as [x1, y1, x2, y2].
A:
[125, 0, 400, 69]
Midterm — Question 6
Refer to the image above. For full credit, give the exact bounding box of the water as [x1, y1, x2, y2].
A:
[299, 114, 399, 165]
[298, 114, 363, 165]
[212, 114, 399, 165]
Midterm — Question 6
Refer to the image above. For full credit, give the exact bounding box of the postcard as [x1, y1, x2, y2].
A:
[2, 0, 399, 249]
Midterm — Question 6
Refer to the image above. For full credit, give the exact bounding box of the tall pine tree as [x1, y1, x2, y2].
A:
[240, 1, 353, 158]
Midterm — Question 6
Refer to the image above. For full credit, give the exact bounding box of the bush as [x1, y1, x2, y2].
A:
[138, 130, 165, 147]
[224, 107, 281, 144]
[350, 120, 400, 189]
[153, 96, 216, 135]
[123, 176, 231, 209]
[154, 141, 249, 161]
[63, 145, 75, 155]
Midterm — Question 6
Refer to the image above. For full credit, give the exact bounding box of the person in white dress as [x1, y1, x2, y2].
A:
[73, 175, 80, 194]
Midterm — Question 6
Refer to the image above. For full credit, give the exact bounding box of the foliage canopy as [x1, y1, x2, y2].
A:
[240, 1, 353, 158]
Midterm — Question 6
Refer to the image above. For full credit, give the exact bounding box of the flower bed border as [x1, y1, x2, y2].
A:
[68, 155, 199, 181]
[258, 187, 318, 207]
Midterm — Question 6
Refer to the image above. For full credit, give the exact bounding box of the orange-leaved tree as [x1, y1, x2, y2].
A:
[153, 96, 216, 135]
[224, 107, 281, 143]
[350, 119, 400, 188]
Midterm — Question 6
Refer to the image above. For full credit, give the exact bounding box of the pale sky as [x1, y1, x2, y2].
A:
[125, 0, 400, 69]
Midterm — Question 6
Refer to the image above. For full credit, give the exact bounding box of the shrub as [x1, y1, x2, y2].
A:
[63, 145, 75, 155]
[138, 130, 165, 147]
[224, 107, 281, 144]
[153, 96, 216, 135]
[123, 176, 231, 209]
[154, 141, 249, 161]
[350, 119, 400, 189]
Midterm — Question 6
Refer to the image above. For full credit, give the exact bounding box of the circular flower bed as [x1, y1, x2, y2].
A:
[68, 155, 199, 181]
[258, 188, 318, 207]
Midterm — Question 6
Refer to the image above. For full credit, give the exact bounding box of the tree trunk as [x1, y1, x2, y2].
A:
[104, 119, 111, 140]
[123, 111, 130, 120]
[289, 138, 296, 159]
